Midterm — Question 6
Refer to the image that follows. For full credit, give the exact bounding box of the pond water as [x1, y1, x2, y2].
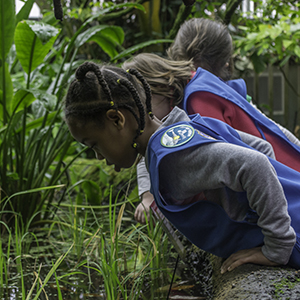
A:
[2, 243, 212, 300]
[1, 204, 213, 300]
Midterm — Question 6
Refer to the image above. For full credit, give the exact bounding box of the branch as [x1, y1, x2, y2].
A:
[224, 0, 243, 25]
[279, 65, 300, 98]
[53, 0, 63, 21]
[167, 3, 193, 39]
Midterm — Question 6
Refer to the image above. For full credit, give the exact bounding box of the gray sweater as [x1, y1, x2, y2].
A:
[144, 107, 296, 265]
[137, 114, 276, 196]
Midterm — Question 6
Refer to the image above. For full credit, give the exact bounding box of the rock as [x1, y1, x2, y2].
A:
[211, 256, 300, 299]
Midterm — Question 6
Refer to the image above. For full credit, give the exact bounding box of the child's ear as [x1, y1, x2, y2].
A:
[106, 109, 125, 130]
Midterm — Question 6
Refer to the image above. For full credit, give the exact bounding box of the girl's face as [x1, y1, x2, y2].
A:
[67, 111, 139, 172]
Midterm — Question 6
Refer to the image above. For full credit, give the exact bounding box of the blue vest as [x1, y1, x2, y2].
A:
[147, 114, 300, 268]
[183, 68, 300, 154]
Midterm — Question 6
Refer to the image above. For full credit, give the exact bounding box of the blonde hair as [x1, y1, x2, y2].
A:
[167, 18, 233, 81]
[122, 53, 194, 106]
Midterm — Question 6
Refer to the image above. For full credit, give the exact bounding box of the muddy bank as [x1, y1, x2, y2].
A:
[211, 256, 300, 299]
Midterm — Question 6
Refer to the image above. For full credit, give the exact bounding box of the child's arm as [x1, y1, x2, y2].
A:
[159, 142, 296, 266]
[236, 130, 275, 159]
[135, 157, 152, 223]
[134, 191, 153, 224]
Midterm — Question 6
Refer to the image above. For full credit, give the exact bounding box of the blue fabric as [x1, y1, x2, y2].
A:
[225, 78, 247, 99]
[183, 68, 300, 154]
[148, 114, 300, 268]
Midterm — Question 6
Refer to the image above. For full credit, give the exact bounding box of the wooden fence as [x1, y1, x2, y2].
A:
[243, 64, 300, 137]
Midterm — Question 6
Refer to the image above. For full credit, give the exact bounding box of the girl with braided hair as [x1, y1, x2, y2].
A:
[65, 61, 300, 273]
[64, 62, 155, 172]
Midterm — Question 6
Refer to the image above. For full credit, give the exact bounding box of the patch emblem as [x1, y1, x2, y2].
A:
[161, 124, 194, 147]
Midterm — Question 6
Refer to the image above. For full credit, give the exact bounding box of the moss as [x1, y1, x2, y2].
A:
[273, 276, 300, 299]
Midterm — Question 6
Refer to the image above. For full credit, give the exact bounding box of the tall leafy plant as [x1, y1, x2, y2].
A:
[0, 0, 173, 227]
[0, 0, 75, 226]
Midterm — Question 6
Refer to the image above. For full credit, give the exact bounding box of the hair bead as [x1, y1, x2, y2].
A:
[110, 101, 114, 107]
[132, 142, 137, 149]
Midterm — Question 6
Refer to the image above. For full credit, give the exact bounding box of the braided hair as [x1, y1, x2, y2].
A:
[64, 62, 153, 145]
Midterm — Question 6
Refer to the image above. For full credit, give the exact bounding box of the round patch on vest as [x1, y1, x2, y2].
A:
[161, 124, 195, 147]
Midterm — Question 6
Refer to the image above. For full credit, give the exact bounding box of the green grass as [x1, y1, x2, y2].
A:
[0, 186, 173, 300]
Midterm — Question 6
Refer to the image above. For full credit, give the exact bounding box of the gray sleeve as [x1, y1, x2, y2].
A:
[237, 130, 275, 159]
[136, 157, 151, 198]
[160, 142, 296, 264]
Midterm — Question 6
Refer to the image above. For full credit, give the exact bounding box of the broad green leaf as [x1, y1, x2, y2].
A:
[290, 23, 300, 33]
[100, 26, 124, 45]
[75, 26, 124, 58]
[237, 25, 249, 31]
[31, 89, 57, 111]
[9, 89, 35, 115]
[75, 25, 124, 48]
[244, 41, 255, 52]
[257, 24, 282, 40]
[274, 38, 282, 58]
[0, 0, 15, 61]
[247, 32, 258, 41]
[15, 21, 60, 74]
[294, 45, 300, 58]
[269, 26, 282, 40]
[82, 180, 102, 204]
[283, 40, 293, 49]
[257, 24, 270, 38]
[250, 53, 266, 74]
[257, 47, 264, 56]
[16, 0, 35, 24]
[112, 39, 173, 62]
[26, 21, 60, 45]
[90, 35, 119, 58]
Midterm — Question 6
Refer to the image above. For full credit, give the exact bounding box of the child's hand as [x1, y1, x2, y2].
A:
[134, 191, 154, 224]
[220, 247, 279, 274]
